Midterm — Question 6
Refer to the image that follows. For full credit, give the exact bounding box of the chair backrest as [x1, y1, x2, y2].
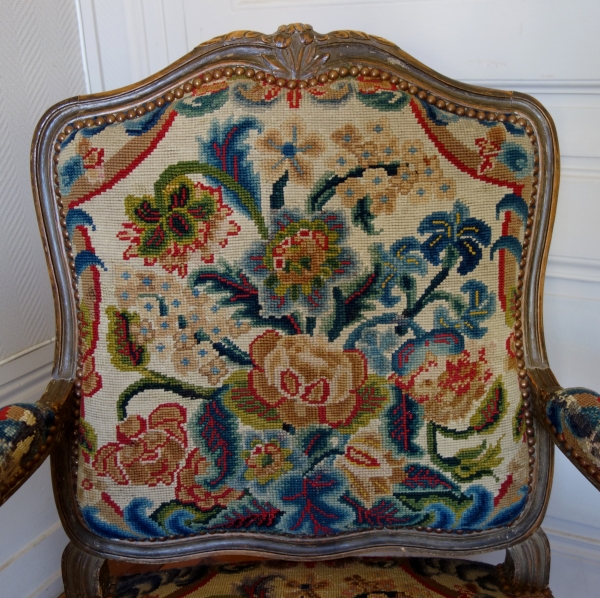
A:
[34, 24, 558, 561]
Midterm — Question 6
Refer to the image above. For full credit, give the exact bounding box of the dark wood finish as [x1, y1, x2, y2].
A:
[505, 528, 551, 590]
[62, 542, 110, 598]
[27, 21, 570, 589]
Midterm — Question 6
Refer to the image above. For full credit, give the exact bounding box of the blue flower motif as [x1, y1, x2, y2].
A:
[391, 329, 464, 377]
[433, 280, 496, 339]
[355, 326, 401, 375]
[418, 201, 492, 275]
[375, 237, 428, 307]
[238, 430, 303, 498]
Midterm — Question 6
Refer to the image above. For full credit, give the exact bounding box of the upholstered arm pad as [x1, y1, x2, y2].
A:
[545, 387, 600, 483]
[0, 403, 56, 502]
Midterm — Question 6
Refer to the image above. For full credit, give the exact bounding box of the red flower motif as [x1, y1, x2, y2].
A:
[175, 448, 242, 510]
[93, 404, 187, 486]
[394, 347, 493, 424]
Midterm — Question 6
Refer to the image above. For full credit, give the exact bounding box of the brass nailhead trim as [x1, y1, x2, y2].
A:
[52, 64, 539, 540]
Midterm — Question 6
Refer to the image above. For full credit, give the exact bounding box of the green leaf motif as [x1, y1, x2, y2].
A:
[79, 420, 98, 455]
[270, 170, 289, 209]
[357, 90, 410, 112]
[469, 377, 506, 434]
[397, 493, 471, 524]
[450, 439, 503, 481]
[428, 422, 504, 482]
[150, 500, 222, 530]
[174, 87, 229, 118]
[336, 374, 391, 434]
[351, 196, 378, 235]
[513, 399, 527, 441]
[106, 306, 148, 372]
[223, 370, 283, 430]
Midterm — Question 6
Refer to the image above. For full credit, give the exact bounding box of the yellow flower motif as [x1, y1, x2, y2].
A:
[129, 319, 155, 345]
[335, 423, 406, 507]
[243, 439, 293, 484]
[400, 139, 427, 162]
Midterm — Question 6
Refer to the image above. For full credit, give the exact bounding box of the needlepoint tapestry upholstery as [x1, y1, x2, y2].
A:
[58, 74, 536, 541]
[0, 403, 55, 487]
[112, 557, 552, 598]
[546, 388, 600, 470]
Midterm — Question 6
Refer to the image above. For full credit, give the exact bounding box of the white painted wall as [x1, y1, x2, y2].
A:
[1, 1, 599, 596]
[0, 1, 86, 596]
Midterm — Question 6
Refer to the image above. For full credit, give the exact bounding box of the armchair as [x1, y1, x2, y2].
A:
[2, 23, 599, 597]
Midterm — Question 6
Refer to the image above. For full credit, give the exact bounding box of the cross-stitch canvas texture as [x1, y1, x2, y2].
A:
[58, 75, 536, 540]
[112, 557, 552, 598]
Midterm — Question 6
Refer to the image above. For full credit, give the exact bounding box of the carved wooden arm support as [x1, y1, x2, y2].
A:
[504, 528, 551, 592]
[0, 378, 72, 505]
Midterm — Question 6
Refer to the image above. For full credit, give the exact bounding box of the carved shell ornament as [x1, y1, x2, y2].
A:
[198, 23, 397, 80]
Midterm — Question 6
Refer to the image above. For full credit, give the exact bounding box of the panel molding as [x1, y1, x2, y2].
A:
[0, 342, 54, 407]
[546, 256, 600, 284]
[232, 0, 491, 7]
[463, 79, 600, 95]
[545, 526, 600, 564]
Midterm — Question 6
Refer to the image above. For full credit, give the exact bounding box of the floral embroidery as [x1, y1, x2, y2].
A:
[248, 331, 369, 429]
[335, 423, 406, 507]
[243, 436, 294, 484]
[111, 557, 523, 598]
[257, 120, 325, 185]
[93, 404, 187, 486]
[61, 75, 535, 541]
[245, 211, 355, 317]
[283, 574, 329, 598]
[393, 344, 494, 424]
[175, 448, 242, 510]
[118, 179, 240, 277]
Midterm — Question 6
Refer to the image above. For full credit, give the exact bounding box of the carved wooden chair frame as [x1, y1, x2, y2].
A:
[23, 24, 568, 596]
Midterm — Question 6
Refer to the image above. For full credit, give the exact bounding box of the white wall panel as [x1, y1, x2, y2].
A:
[0, 1, 85, 594]
[0, 0, 86, 361]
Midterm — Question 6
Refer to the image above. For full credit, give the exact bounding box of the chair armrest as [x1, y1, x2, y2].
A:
[544, 387, 600, 490]
[0, 378, 72, 505]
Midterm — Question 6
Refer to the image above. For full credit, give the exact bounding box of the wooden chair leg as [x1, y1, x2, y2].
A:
[62, 542, 110, 598]
[504, 528, 551, 591]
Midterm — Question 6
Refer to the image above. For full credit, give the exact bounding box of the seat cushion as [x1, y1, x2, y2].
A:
[59, 71, 539, 540]
[112, 557, 552, 598]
